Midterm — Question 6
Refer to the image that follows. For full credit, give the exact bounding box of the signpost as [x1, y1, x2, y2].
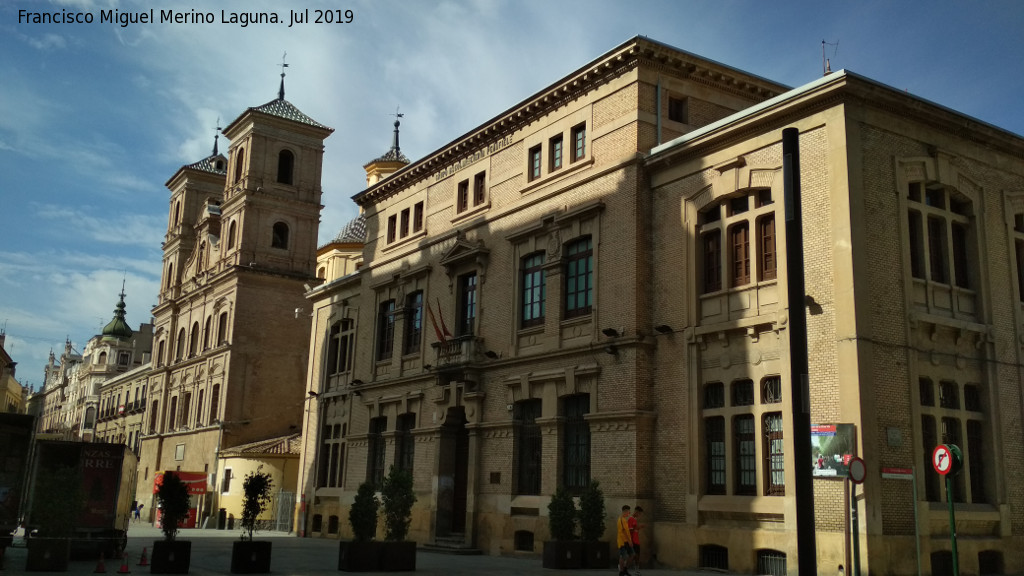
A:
[847, 457, 866, 576]
[932, 444, 963, 576]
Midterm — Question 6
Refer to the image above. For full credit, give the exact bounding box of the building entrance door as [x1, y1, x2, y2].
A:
[435, 406, 469, 538]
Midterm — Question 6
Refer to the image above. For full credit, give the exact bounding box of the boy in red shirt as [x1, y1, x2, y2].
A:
[628, 506, 644, 570]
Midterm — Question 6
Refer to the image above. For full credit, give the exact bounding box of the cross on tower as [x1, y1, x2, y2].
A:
[212, 116, 221, 155]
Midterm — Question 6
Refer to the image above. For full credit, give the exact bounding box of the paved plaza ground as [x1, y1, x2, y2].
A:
[1, 524, 714, 576]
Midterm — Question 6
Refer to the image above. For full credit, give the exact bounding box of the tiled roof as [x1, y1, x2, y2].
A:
[329, 214, 367, 244]
[370, 147, 410, 164]
[186, 154, 227, 175]
[253, 98, 330, 129]
[221, 433, 302, 457]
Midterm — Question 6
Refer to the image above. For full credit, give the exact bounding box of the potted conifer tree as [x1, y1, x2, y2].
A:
[579, 480, 609, 568]
[25, 465, 84, 572]
[231, 466, 274, 573]
[380, 465, 417, 571]
[339, 482, 382, 572]
[542, 485, 583, 569]
[151, 471, 192, 574]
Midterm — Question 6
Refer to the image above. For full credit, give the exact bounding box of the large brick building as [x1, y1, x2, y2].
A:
[297, 37, 1024, 574]
[137, 82, 332, 524]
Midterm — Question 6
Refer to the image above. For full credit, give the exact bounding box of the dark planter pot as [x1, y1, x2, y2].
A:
[231, 540, 272, 574]
[583, 541, 611, 568]
[338, 540, 383, 572]
[26, 537, 70, 572]
[151, 540, 192, 574]
[542, 540, 584, 569]
[380, 540, 417, 571]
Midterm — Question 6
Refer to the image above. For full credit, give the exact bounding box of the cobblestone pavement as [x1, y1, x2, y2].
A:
[1, 524, 716, 576]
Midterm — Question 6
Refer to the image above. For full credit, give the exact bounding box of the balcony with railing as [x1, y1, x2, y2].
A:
[431, 334, 486, 368]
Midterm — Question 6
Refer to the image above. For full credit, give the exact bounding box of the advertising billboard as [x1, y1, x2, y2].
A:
[811, 423, 856, 478]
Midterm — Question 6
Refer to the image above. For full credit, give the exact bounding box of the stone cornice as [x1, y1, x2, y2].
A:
[353, 37, 787, 208]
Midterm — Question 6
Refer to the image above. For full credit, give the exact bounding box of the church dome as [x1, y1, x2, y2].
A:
[101, 290, 133, 341]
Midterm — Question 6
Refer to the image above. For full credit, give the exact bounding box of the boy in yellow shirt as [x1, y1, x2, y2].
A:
[616, 505, 633, 576]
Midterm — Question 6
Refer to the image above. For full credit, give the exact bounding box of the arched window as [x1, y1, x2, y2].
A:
[97, 351, 107, 365]
[189, 322, 200, 357]
[228, 221, 237, 249]
[176, 328, 186, 361]
[197, 242, 205, 273]
[234, 147, 245, 184]
[203, 316, 212, 350]
[277, 149, 295, 184]
[272, 222, 289, 249]
[166, 263, 174, 290]
[217, 311, 229, 345]
[209, 384, 220, 423]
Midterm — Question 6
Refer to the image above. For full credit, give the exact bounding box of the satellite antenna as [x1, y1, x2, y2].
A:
[822, 40, 839, 76]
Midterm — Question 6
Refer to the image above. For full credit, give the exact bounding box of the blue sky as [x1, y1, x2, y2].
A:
[1, 0, 1022, 390]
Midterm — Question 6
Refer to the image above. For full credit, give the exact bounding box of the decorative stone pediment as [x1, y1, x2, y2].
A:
[439, 234, 489, 286]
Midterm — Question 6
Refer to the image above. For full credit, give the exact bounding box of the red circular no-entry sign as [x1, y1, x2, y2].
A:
[932, 444, 953, 476]
[847, 457, 866, 484]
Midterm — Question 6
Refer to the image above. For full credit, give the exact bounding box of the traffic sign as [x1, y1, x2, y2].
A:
[848, 457, 866, 484]
[933, 445, 952, 475]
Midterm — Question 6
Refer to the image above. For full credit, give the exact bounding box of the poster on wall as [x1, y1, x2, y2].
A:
[811, 423, 856, 477]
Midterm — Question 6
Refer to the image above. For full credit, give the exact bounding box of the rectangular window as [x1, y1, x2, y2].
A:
[966, 419, 985, 503]
[735, 415, 756, 495]
[919, 377, 934, 406]
[387, 215, 397, 243]
[368, 417, 387, 488]
[702, 230, 722, 293]
[562, 394, 591, 492]
[473, 172, 486, 206]
[758, 215, 777, 281]
[927, 216, 948, 283]
[761, 376, 782, 404]
[317, 424, 331, 487]
[376, 299, 396, 361]
[549, 134, 563, 171]
[909, 211, 925, 279]
[396, 413, 416, 473]
[528, 145, 542, 181]
[328, 432, 340, 487]
[403, 291, 423, 355]
[668, 96, 688, 123]
[703, 382, 725, 409]
[939, 381, 960, 409]
[458, 273, 477, 336]
[515, 399, 542, 495]
[729, 223, 750, 287]
[326, 319, 354, 377]
[571, 124, 586, 162]
[732, 379, 754, 407]
[951, 222, 970, 288]
[168, 396, 178, 430]
[521, 253, 546, 328]
[413, 202, 424, 232]
[221, 468, 232, 493]
[706, 417, 725, 495]
[764, 412, 785, 496]
[400, 208, 410, 238]
[564, 237, 593, 318]
[457, 180, 469, 213]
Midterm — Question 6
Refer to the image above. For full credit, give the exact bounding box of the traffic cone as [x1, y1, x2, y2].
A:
[93, 553, 107, 573]
[137, 547, 149, 566]
[117, 552, 131, 574]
